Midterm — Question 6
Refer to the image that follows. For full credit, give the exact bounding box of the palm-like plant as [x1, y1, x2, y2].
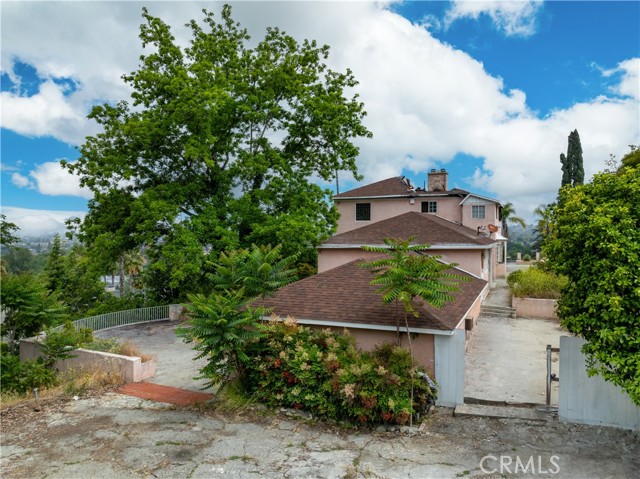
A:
[177, 290, 269, 390]
[360, 237, 468, 425]
[208, 244, 298, 302]
[500, 202, 526, 237]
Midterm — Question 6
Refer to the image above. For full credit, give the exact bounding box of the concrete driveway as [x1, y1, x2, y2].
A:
[465, 277, 565, 405]
[94, 320, 210, 392]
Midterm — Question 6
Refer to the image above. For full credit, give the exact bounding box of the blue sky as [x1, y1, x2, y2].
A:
[1, 1, 639, 236]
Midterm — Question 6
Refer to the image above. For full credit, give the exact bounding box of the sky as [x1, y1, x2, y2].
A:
[1, 1, 639, 237]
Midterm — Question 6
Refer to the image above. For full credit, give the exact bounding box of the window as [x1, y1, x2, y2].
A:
[472, 205, 485, 219]
[356, 203, 371, 221]
[421, 201, 437, 213]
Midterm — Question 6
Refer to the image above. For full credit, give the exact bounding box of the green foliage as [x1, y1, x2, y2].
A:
[0, 214, 20, 247]
[545, 155, 640, 404]
[522, 254, 532, 261]
[64, 5, 371, 301]
[177, 290, 269, 390]
[507, 267, 567, 299]
[208, 244, 298, 300]
[82, 292, 155, 317]
[560, 129, 584, 187]
[360, 238, 465, 315]
[0, 274, 68, 353]
[0, 353, 57, 394]
[243, 319, 436, 425]
[39, 322, 94, 367]
[1, 247, 47, 274]
[500, 202, 526, 234]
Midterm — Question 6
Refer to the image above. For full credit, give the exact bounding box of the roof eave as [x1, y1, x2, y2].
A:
[261, 316, 455, 335]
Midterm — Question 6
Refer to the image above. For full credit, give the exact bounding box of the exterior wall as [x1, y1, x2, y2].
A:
[20, 338, 156, 383]
[317, 248, 381, 273]
[513, 298, 558, 320]
[334, 197, 463, 234]
[460, 199, 501, 233]
[559, 336, 640, 431]
[310, 325, 436, 376]
[318, 246, 488, 278]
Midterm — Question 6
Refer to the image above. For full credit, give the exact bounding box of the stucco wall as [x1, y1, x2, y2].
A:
[512, 297, 558, 320]
[307, 325, 435, 376]
[318, 246, 487, 278]
[20, 338, 156, 383]
[335, 197, 463, 234]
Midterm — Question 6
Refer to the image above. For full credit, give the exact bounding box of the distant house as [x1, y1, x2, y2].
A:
[262, 168, 504, 406]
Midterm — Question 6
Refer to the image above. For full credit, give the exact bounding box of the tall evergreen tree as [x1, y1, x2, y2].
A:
[560, 129, 584, 188]
[44, 235, 67, 293]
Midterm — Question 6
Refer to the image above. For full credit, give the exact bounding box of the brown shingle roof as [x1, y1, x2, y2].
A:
[334, 177, 413, 198]
[260, 257, 487, 332]
[334, 177, 471, 199]
[321, 212, 495, 247]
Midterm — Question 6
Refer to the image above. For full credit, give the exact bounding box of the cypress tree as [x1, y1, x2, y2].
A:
[560, 129, 584, 187]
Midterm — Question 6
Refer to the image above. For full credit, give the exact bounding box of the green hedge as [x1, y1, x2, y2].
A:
[243, 318, 436, 425]
[508, 267, 567, 299]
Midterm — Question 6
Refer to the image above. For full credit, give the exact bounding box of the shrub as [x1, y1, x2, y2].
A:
[508, 266, 568, 299]
[522, 254, 532, 261]
[0, 353, 57, 394]
[243, 317, 437, 425]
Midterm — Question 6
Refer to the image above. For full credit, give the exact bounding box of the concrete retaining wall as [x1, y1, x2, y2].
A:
[20, 338, 156, 383]
[512, 297, 558, 319]
[559, 336, 640, 431]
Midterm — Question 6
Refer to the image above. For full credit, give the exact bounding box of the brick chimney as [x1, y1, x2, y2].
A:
[427, 168, 448, 191]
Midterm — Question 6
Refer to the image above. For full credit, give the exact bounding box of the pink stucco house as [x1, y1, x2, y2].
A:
[328, 169, 507, 281]
[263, 169, 505, 406]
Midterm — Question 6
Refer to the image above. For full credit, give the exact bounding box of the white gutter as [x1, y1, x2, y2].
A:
[260, 316, 454, 336]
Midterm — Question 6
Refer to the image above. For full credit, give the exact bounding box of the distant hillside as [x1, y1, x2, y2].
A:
[506, 224, 538, 259]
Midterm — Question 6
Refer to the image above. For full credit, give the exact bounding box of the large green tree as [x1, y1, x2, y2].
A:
[545, 149, 639, 404]
[64, 5, 371, 300]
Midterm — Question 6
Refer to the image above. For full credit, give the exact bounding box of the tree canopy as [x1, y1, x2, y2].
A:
[545, 148, 640, 404]
[65, 5, 371, 300]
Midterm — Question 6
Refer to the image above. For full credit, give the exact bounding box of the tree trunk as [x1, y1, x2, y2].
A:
[403, 310, 414, 428]
[119, 255, 125, 297]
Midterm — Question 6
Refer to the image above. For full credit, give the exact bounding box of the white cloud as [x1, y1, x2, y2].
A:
[602, 58, 640, 100]
[444, 1, 543, 37]
[1, 2, 637, 225]
[11, 172, 34, 189]
[28, 161, 93, 199]
[1, 206, 85, 238]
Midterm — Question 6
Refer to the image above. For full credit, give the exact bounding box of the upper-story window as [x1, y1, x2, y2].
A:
[472, 205, 485, 219]
[356, 203, 371, 221]
[421, 201, 437, 213]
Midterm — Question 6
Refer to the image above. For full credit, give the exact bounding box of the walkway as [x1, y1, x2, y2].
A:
[118, 382, 213, 406]
[464, 278, 564, 405]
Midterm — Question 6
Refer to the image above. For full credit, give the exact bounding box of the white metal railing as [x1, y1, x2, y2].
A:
[58, 305, 171, 332]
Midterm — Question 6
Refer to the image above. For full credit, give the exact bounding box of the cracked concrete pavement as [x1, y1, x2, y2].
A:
[2, 392, 638, 479]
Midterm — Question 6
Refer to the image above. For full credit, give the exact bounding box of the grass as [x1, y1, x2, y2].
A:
[83, 338, 156, 363]
[0, 367, 124, 410]
[507, 267, 568, 299]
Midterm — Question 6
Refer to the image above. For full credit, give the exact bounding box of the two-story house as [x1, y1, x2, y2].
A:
[321, 169, 507, 282]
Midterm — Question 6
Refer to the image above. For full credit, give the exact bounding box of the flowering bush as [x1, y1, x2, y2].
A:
[243, 317, 437, 425]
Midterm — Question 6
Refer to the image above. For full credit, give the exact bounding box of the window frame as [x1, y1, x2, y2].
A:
[355, 203, 371, 221]
[421, 201, 438, 214]
[472, 205, 486, 219]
